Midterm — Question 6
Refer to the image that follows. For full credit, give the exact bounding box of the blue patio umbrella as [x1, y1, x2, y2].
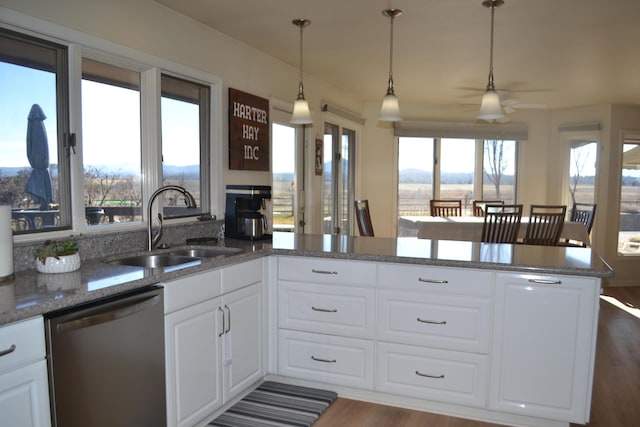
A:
[25, 104, 54, 208]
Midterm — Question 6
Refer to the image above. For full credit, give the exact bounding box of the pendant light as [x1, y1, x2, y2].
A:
[477, 0, 505, 121]
[379, 9, 402, 122]
[290, 18, 313, 125]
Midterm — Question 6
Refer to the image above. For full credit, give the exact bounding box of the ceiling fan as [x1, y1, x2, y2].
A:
[496, 89, 547, 114]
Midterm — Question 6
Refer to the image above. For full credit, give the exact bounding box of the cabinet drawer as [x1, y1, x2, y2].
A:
[278, 329, 373, 390]
[376, 341, 488, 408]
[379, 264, 493, 297]
[378, 290, 491, 353]
[164, 269, 222, 314]
[0, 317, 45, 374]
[278, 256, 376, 288]
[222, 258, 263, 294]
[278, 282, 375, 339]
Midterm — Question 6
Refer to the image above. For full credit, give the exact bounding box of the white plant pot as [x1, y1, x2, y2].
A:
[35, 253, 81, 274]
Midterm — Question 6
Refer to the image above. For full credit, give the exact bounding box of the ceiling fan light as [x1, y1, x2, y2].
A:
[291, 97, 312, 124]
[478, 90, 505, 120]
[379, 92, 401, 122]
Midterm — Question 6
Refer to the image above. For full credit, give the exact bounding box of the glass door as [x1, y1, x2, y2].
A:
[271, 117, 299, 232]
[322, 121, 355, 234]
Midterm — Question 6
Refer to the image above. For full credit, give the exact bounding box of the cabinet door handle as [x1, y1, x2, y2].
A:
[417, 317, 447, 325]
[528, 279, 562, 285]
[224, 305, 231, 334]
[311, 355, 337, 363]
[218, 307, 225, 337]
[311, 269, 338, 275]
[0, 344, 16, 357]
[418, 278, 448, 284]
[415, 370, 445, 379]
[312, 306, 338, 313]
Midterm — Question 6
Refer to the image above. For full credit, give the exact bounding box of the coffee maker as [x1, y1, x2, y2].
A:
[224, 185, 272, 240]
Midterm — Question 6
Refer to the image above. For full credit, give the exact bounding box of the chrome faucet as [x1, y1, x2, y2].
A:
[147, 185, 197, 251]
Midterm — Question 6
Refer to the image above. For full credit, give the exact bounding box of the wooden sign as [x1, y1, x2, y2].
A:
[228, 88, 270, 171]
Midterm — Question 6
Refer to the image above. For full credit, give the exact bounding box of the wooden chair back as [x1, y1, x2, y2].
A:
[524, 205, 567, 246]
[472, 200, 504, 217]
[481, 204, 523, 243]
[570, 203, 597, 234]
[354, 199, 374, 236]
[429, 199, 462, 217]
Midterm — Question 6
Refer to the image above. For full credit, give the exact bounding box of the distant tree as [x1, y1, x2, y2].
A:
[0, 169, 31, 207]
[569, 145, 591, 207]
[84, 167, 121, 206]
[483, 140, 508, 199]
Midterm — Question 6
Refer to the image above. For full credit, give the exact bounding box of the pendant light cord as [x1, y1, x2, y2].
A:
[487, 3, 496, 91]
[298, 22, 304, 98]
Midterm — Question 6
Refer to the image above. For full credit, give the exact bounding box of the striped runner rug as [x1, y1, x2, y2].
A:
[209, 381, 338, 427]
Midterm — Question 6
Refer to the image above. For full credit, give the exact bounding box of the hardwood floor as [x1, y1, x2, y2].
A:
[314, 286, 640, 427]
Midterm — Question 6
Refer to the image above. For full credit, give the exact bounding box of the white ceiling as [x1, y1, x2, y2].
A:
[153, 0, 640, 111]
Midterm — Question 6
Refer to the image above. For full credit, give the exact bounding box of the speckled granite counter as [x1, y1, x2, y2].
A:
[0, 232, 613, 326]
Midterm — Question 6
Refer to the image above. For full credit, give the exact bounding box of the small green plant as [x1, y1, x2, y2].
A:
[34, 240, 79, 263]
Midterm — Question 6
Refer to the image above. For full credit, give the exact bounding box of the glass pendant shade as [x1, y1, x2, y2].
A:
[379, 92, 401, 122]
[477, 89, 504, 120]
[291, 97, 312, 124]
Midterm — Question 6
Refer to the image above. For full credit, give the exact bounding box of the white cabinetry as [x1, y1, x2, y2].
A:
[489, 272, 600, 424]
[0, 316, 51, 427]
[164, 258, 264, 427]
[277, 256, 376, 389]
[376, 264, 492, 408]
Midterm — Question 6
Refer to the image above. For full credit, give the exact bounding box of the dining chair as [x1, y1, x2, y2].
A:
[354, 199, 374, 236]
[429, 199, 462, 217]
[472, 199, 504, 217]
[523, 205, 567, 246]
[481, 204, 523, 243]
[570, 203, 597, 234]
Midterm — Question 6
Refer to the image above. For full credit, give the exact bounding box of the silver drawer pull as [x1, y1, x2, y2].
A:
[311, 355, 337, 363]
[415, 370, 445, 379]
[311, 269, 338, 275]
[417, 317, 447, 325]
[418, 278, 448, 284]
[528, 279, 562, 285]
[218, 307, 225, 337]
[312, 306, 338, 313]
[0, 344, 16, 357]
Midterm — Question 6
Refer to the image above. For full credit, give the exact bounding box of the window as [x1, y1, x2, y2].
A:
[618, 138, 640, 255]
[161, 74, 210, 218]
[568, 140, 597, 207]
[1, 26, 217, 236]
[271, 122, 296, 232]
[82, 58, 142, 225]
[0, 28, 70, 232]
[397, 137, 518, 235]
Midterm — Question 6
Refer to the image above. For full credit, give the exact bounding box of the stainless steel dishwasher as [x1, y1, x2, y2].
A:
[45, 286, 166, 427]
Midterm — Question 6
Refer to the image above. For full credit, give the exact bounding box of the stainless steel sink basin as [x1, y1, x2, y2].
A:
[168, 247, 241, 258]
[109, 254, 200, 269]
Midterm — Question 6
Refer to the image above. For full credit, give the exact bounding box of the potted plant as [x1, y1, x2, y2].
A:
[34, 240, 81, 274]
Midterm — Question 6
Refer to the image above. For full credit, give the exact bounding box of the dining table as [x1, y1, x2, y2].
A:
[415, 215, 591, 246]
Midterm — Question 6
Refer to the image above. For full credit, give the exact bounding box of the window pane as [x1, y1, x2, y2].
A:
[0, 30, 68, 233]
[618, 142, 640, 254]
[483, 139, 517, 204]
[440, 138, 475, 214]
[161, 74, 209, 217]
[82, 59, 142, 225]
[341, 128, 355, 234]
[398, 137, 434, 225]
[322, 123, 337, 234]
[568, 141, 597, 207]
[272, 123, 295, 232]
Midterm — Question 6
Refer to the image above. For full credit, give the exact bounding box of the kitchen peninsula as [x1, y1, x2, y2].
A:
[1, 232, 613, 427]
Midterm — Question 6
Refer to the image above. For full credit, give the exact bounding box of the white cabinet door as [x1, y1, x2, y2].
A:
[222, 282, 263, 402]
[489, 273, 600, 424]
[0, 360, 51, 427]
[165, 297, 222, 427]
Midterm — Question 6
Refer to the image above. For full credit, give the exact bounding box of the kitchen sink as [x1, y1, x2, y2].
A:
[168, 247, 242, 258]
[109, 254, 200, 269]
[108, 246, 242, 269]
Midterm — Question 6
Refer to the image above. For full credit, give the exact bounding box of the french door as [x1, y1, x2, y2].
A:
[322, 121, 356, 234]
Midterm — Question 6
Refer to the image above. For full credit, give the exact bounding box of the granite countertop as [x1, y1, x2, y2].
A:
[0, 232, 614, 326]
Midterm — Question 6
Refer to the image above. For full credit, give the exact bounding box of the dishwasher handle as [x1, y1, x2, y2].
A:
[56, 292, 162, 334]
